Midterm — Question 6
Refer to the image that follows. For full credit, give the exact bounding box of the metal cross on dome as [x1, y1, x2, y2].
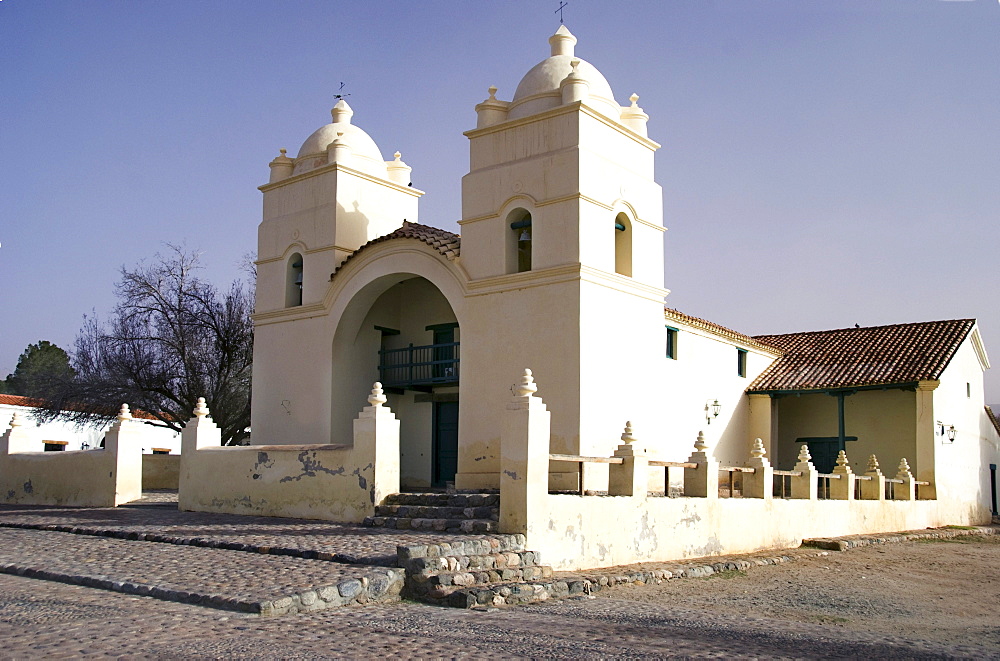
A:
[555, 1, 568, 24]
[333, 82, 351, 101]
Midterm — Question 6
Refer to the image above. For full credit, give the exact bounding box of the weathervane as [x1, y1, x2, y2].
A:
[333, 82, 351, 101]
[555, 1, 568, 24]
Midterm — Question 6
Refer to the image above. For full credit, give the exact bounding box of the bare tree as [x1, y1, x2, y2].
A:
[39, 245, 253, 445]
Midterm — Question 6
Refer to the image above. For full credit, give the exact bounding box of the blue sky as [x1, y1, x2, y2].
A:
[1, 0, 998, 403]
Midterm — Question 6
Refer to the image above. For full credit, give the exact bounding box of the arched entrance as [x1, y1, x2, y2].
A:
[331, 274, 461, 489]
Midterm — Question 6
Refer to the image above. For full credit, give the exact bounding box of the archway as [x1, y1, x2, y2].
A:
[331, 274, 461, 488]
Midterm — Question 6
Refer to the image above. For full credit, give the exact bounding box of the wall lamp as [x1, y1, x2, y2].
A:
[705, 399, 721, 424]
[947, 425, 957, 442]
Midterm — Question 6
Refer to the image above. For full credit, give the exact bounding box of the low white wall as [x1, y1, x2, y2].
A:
[179, 444, 372, 521]
[142, 454, 180, 490]
[0, 409, 143, 507]
[531, 494, 988, 571]
[178, 390, 399, 522]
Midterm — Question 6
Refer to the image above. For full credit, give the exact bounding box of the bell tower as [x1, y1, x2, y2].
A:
[254, 100, 423, 314]
[454, 26, 670, 490]
[459, 25, 665, 288]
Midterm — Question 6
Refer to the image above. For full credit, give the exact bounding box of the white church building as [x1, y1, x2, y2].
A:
[174, 26, 1000, 568]
[248, 24, 997, 502]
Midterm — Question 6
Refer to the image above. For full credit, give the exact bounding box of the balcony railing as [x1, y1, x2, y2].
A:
[378, 342, 460, 390]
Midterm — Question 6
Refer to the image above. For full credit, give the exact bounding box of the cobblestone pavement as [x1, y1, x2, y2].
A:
[0, 501, 497, 565]
[1, 501, 996, 657]
[0, 571, 985, 658]
[0, 528, 399, 610]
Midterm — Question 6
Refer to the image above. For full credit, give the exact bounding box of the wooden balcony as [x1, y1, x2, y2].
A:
[378, 342, 460, 391]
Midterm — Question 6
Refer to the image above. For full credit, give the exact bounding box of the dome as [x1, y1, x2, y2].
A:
[507, 26, 621, 121]
[293, 101, 386, 176]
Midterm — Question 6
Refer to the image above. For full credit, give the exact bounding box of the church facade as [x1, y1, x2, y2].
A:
[249, 26, 1000, 522]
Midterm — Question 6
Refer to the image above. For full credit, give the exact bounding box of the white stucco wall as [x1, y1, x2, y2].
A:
[0, 404, 181, 453]
[931, 330, 997, 517]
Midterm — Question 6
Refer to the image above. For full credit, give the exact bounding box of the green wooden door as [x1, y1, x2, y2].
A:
[433, 401, 459, 487]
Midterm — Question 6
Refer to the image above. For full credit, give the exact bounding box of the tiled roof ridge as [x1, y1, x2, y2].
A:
[664, 308, 783, 355]
[0, 393, 160, 421]
[747, 318, 976, 393]
[754, 317, 976, 342]
[986, 406, 1000, 438]
[331, 221, 461, 279]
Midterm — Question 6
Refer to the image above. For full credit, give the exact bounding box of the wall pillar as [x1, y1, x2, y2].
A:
[914, 381, 938, 499]
[860, 454, 886, 500]
[742, 438, 773, 500]
[0, 413, 34, 455]
[684, 432, 718, 499]
[790, 444, 818, 500]
[500, 369, 551, 536]
[179, 398, 222, 510]
[101, 404, 143, 506]
[353, 382, 400, 508]
[830, 450, 855, 500]
[608, 422, 648, 498]
[894, 458, 916, 501]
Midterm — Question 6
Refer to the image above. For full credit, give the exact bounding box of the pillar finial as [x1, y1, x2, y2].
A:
[118, 403, 132, 421]
[836, 450, 849, 468]
[694, 431, 707, 452]
[368, 382, 387, 407]
[193, 397, 209, 418]
[896, 457, 912, 477]
[621, 421, 635, 444]
[514, 369, 537, 397]
[796, 444, 812, 464]
[751, 438, 766, 459]
[867, 454, 881, 473]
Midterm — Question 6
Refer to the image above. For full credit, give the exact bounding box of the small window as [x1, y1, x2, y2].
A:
[666, 326, 678, 360]
[151, 448, 171, 455]
[967, 383, 971, 398]
[43, 440, 68, 452]
[737, 348, 748, 378]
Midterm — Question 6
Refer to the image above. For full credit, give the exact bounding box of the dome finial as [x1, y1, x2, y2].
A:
[331, 99, 354, 125]
[549, 25, 577, 57]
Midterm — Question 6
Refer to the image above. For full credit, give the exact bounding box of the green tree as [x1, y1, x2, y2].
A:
[38, 246, 253, 445]
[2, 341, 75, 398]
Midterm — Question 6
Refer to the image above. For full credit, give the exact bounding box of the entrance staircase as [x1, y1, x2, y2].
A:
[367, 492, 595, 608]
[363, 491, 500, 533]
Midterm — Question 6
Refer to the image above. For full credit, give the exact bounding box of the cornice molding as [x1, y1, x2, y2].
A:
[258, 162, 424, 198]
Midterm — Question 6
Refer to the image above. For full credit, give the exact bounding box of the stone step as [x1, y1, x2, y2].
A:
[374, 504, 499, 520]
[416, 577, 594, 609]
[363, 516, 498, 533]
[404, 550, 543, 577]
[408, 565, 554, 595]
[383, 493, 500, 508]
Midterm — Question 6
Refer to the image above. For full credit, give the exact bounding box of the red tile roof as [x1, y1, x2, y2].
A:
[0, 393, 160, 421]
[664, 308, 783, 355]
[331, 221, 460, 279]
[748, 319, 976, 393]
